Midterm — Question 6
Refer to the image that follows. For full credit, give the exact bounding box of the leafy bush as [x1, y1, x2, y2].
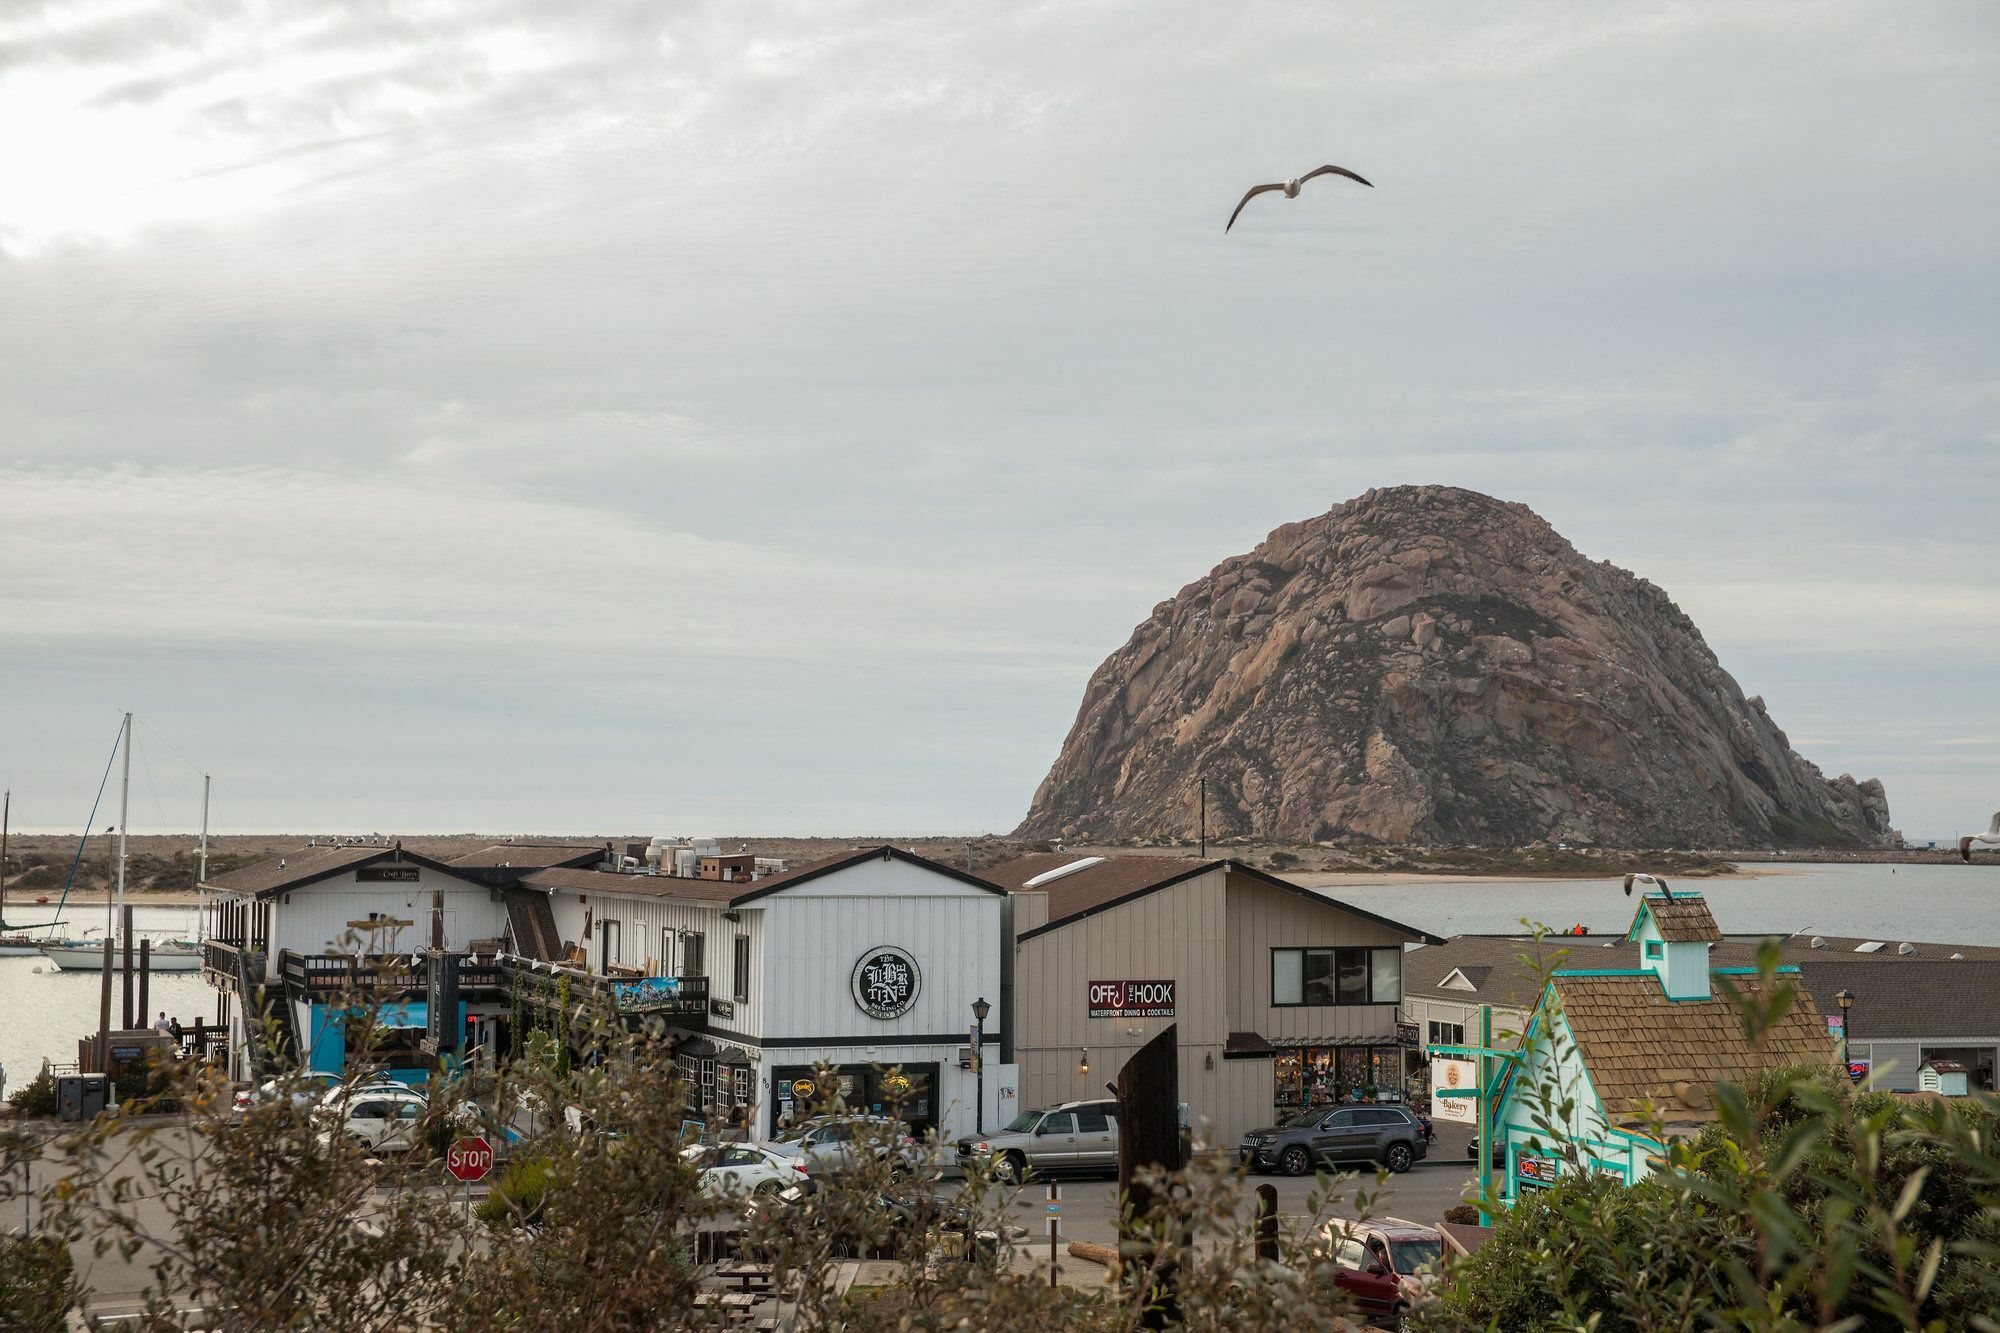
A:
[0, 1235, 75, 1330]
[476, 1156, 555, 1230]
[7, 1068, 58, 1117]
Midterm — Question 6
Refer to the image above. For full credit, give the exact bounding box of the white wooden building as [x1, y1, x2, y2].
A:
[518, 845, 1008, 1139]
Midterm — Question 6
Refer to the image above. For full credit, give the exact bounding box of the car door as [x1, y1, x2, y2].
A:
[381, 1099, 424, 1151]
[1033, 1110, 1078, 1170]
[1071, 1108, 1116, 1173]
[1310, 1109, 1356, 1163]
[346, 1099, 388, 1148]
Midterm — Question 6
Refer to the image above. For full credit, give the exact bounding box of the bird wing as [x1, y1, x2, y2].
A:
[1225, 183, 1285, 233]
[1298, 164, 1375, 189]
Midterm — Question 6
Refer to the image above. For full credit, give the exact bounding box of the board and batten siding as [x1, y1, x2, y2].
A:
[264, 868, 509, 976]
[548, 890, 766, 1035]
[1223, 876, 1411, 1044]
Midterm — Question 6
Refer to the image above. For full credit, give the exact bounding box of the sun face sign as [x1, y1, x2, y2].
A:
[851, 946, 921, 1020]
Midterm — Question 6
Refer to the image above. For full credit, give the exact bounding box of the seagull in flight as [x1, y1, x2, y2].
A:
[1623, 872, 1674, 900]
[1226, 164, 1374, 233]
[1961, 811, 2000, 862]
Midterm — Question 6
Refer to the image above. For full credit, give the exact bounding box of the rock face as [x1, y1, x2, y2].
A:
[1019, 486, 1896, 848]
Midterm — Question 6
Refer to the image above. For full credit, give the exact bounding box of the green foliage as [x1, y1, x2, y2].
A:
[476, 1156, 555, 1230]
[0, 1235, 74, 1331]
[7, 1067, 58, 1117]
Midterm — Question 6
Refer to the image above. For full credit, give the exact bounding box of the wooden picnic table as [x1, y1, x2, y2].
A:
[713, 1261, 774, 1292]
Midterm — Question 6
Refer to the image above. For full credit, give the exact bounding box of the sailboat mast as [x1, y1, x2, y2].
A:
[196, 773, 211, 945]
[116, 711, 131, 932]
[2, 787, 10, 922]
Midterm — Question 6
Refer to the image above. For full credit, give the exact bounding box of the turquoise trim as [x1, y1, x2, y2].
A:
[1710, 965, 1801, 975]
[1643, 940, 1663, 961]
[1552, 968, 1651, 977]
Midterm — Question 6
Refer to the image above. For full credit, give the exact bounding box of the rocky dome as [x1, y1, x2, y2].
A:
[1018, 486, 1895, 848]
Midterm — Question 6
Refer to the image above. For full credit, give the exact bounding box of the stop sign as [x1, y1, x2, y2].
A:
[446, 1136, 493, 1183]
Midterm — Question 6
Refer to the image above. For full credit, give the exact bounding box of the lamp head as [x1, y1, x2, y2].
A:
[1836, 988, 1854, 1011]
[971, 996, 991, 1024]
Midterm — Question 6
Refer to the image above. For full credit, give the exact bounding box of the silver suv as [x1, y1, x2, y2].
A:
[954, 1099, 1119, 1183]
[768, 1114, 926, 1178]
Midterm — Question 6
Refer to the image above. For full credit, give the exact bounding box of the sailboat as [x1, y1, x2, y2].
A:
[36, 714, 203, 973]
[0, 787, 65, 955]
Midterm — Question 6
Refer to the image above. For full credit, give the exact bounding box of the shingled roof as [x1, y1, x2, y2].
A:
[1632, 893, 1723, 944]
[203, 845, 469, 899]
[447, 843, 603, 871]
[1551, 970, 1833, 1123]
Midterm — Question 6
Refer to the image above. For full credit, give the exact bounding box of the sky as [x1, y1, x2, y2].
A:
[1, 1, 1995, 840]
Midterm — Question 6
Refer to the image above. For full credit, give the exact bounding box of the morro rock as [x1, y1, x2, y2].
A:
[1019, 486, 1895, 848]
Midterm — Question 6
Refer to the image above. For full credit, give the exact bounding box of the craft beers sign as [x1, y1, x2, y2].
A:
[1087, 979, 1176, 1018]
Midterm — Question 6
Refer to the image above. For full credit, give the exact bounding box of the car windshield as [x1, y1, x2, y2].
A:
[1387, 1239, 1443, 1273]
[1002, 1111, 1042, 1134]
[1281, 1109, 1325, 1129]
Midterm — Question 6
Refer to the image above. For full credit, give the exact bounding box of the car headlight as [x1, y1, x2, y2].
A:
[972, 1141, 991, 1154]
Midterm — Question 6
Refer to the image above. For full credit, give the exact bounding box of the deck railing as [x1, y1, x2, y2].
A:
[275, 950, 506, 998]
[495, 956, 710, 1019]
[202, 939, 268, 993]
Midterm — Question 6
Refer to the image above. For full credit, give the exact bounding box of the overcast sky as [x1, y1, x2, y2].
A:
[2, 1, 1994, 839]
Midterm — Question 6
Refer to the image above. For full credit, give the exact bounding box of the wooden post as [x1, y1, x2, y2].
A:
[1047, 1180, 1062, 1287]
[137, 938, 151, 1034]
[97, 937, 114, 1074]
[121, 905, 135, 1031]
[1255, 1183, 1278, 1262]
[1116, 1023, 1185, 1329]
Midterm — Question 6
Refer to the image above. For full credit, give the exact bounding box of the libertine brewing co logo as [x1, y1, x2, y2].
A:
[850, 946, 921, 1019]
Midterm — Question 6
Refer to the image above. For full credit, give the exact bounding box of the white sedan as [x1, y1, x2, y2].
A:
[682, 1142, 809, 1197]
[316, 1089, 430, 1153]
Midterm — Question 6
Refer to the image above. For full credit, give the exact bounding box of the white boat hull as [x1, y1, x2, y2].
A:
[39, 943, 204, 971]
[0, 940, 48, 956]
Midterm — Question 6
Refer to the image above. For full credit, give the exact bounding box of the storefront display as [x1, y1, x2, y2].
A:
[770, 1062, 938, 1135]
[1273, 1043, 1405, 1110]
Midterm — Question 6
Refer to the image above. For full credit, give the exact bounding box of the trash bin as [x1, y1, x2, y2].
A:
[57, 1073, 110, 1121]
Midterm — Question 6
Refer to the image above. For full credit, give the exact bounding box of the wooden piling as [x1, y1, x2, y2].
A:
[96, 937, 114, 1073]
[137, 937, 151, 1032]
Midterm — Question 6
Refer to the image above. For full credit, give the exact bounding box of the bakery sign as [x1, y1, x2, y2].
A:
[1087, 979, 1176, 1019]
[851, 946, 922, 1020]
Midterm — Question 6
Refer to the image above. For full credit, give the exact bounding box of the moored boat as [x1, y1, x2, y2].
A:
[38, 937, 204, 971]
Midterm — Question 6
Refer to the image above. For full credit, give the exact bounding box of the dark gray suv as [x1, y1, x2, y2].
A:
[1239, 1105, 1428, 1176]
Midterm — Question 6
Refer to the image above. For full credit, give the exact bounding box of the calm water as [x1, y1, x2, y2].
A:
[4, 864, 1997, 1086]
[1, 904, 212, 1095]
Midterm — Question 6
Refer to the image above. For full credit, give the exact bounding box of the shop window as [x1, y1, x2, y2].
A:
[1271, 947, 1402, 1006]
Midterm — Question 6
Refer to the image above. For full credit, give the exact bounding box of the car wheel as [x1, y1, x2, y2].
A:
[1279, 1145, 1312, 1177]
[1384, 1142, 1413, 1174]
[992, 1152, 1026, 1185]
[1392, 1301, 1411, 1330]
[754, 1179, 781, 1196]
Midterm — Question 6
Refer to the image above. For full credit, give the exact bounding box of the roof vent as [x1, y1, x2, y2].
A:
[1024, 856, 1107, 889]
[1898, 942, 1916, 956]
[1810, 937, 1826, 949]
[1854, 941, 1885, 954]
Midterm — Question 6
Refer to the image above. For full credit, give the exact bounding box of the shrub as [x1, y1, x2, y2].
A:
[7, 1068, 58, 1117]
[476, 1155, 555, 1230]
[0, 1235, 75, 1330]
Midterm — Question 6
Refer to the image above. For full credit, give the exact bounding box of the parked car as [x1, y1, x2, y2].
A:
[232, 1071, 345, 1116]
[683, 1142, 809, 1197]
[767, 1115, 926, 1176]
[954, 1099, 1120, 1184]
[1466, 1135, 1506, 1169]
[315, 1088, 429, 1154]
[312, 1072, 415, 1116]
[755, 1183, 983, 1259]
[1238, 1105, 1429, 1175]
[1319, 1218, 1446, 1328]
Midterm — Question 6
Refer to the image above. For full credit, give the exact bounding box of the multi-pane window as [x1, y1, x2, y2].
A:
[732, 935, 750, 1002]
[1271, 946, 1401, 1006]
[1428, 1020, 1465, 1047]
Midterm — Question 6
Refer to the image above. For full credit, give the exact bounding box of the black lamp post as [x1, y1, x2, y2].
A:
[971, 996, 991, 1133]
[1835, 989, 1854, 1077]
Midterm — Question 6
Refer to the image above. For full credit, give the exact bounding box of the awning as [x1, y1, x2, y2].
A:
[1224, 1031, 1277, 1060]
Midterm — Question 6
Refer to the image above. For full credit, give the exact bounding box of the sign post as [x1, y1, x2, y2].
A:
[1427, 1004, 1517, 1226]
[1046, 1180, 1062, 1288]
[447, 1135, 493, 1229]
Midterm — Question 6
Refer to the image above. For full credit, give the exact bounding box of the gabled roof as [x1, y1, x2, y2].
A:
[203, 845, 476, 900]
[1550, 971, 1833, 1123]
[447, 843, 603, 871]
[1787, 957, 2000, 1040]
[1441, 966, 1490, 992]
[521, 845, 1001, 909]
[1628, 893, 1722, 944]
[990, 854, 1440, 945]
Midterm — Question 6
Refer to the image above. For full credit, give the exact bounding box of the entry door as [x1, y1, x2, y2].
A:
[600, 919, 621, 973]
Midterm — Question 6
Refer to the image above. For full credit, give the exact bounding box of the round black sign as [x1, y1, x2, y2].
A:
[850, 946, 921, 1020]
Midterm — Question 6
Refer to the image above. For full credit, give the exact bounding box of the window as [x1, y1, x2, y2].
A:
[1336, 1238, 1367, 1269]
[1271, 947, 1402, 1006]
[1428, 1020, 1465, 1047]
[1074, 1110, 1110, 1134]
[1328, 1109, 1358, 1128]
[1357, 1108, 1403, 1126]
[1644, 940, 1663, 961]
[682, 932, 705, 978]
[732, 935, 750, 1002]
[1038, 1112, 1076, 1136]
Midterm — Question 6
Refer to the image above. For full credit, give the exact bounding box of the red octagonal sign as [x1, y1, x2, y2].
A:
[446, 1136, 494, 1183]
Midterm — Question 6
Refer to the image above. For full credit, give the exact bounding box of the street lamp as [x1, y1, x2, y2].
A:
[1835, 989, 1855, 1078]
[971, 996, 991, 1133]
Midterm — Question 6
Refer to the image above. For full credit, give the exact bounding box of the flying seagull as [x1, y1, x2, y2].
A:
[1961, 811, 2000, 862]
[1623, 871, 1673, 900]
[1226, 164, 1374, 233]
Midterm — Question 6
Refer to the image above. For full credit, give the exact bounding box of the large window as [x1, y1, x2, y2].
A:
[1271, 946, 1401, 1006]
[682, 932, 705, 978]
[1428, 1020, 1465, 1047]
[732, 935, 750, 1003]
